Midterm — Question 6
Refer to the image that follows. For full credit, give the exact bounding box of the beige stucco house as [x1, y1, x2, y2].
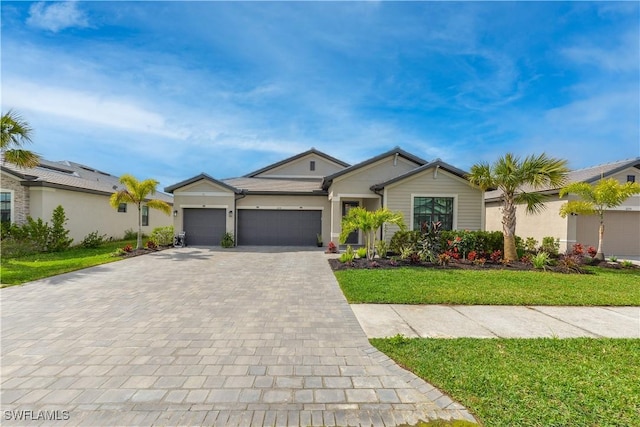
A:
[1, 158, 173, 243]
[484, 157, 640, 258]
[165, 147, 484, 246]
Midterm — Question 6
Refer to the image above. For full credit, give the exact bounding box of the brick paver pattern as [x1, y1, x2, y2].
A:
[1, 247, 475, 426]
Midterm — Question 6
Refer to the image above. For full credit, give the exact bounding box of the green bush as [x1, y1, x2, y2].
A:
[123, 228, 138, 240]
[149, 226, 174, 246]
[440, 230, 504, 256]
[532, 252, 550, 269]
[541, 236, 560, 256]
[375, 240, 389, 259]
[356, 247, 367, 258]
[48, 205, 73, 252]
[339, 245, 355, 263]
[80, 231, 108, 248]
[389, 230, 421, 254]
[221, 232, 235, 248]
[0, 238, 39, 258]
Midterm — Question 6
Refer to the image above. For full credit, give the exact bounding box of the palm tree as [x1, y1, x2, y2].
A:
[559, 178, 640, 260]
[1, 110, 40, 168]
[110, 174, 171, 249]
[340, 207, 405, 260]
[468, 153, 569, 261]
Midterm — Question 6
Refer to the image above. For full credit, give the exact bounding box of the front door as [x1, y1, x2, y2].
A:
[342, 201, 359, 244]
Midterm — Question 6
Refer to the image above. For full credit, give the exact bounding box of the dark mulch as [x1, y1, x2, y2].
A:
[328, 257, 636, 273]
[119, 245, 172, 258]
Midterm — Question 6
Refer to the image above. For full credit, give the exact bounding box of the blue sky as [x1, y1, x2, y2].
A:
[2, 1, 639, 189]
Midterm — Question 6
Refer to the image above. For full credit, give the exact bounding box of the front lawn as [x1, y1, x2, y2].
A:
[372, 337, 640, 427]
[0, 240, 137, 287]
[335, 267, 640, 306]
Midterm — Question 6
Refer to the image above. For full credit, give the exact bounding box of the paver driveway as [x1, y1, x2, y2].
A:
[1, 247, 474, 426]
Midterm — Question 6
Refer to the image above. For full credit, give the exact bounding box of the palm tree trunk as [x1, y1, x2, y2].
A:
[137, 204, 143, 250]
[596, 218, 605, 261]
[502, 197, 518, 261]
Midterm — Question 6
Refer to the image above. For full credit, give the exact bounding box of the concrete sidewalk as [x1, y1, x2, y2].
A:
[351, 305, 640, 338]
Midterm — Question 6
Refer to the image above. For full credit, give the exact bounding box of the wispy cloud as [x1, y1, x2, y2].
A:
[26, 1, 89, 32]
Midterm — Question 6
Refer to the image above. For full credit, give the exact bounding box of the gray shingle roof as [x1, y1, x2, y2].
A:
[485, 157, 640, 201]
[2, 159, 173, 203]
[224, 177, 325, 194]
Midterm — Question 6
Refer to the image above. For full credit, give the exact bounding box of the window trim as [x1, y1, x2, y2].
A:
[410, 194, 458, 231]
[0, 189, 14, 223]
[141, 205, 149, 226]
[627, 175, 636, 183]
[118, 203, 127, 213]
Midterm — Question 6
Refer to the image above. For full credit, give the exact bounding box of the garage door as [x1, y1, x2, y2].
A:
[238, 210, 321, 246]
[183, 208, 226, 246]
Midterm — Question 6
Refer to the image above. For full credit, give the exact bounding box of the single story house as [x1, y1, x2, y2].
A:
[164, 147, 484, 246]
[1, 158, 173, 243]
[485, 157, 640, 258]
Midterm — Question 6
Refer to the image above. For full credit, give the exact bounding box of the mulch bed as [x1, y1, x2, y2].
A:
[119, 245, 173, 258]
[328, 257, 635, 273]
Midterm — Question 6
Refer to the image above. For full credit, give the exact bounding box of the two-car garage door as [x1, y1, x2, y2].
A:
[238, 210, 321, 246]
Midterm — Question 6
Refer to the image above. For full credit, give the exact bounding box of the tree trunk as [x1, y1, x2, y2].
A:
[595, 218, 605, 261]
[502, 197, 518, 261]
[137, 204, 143, 250]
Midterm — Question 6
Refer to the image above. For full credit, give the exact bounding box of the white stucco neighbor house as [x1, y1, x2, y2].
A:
[1, 158, 173, 243]
[164, 147, 485, 246]
[484, 157, 640, 259]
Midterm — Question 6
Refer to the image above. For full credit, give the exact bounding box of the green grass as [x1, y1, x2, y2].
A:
[335, 267, 640, 306]
[1, 240, 137, 287]
[372, 337, 640, 427]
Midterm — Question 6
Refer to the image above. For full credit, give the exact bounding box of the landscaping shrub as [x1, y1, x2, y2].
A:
[123, 228, 138, 240]
[532, 252, 550, 269]
[80, 231, 108, 248]
[541, 236, 560, 256]
[149, 226, 174, 246]
[0, 206, 73, 255]
[48, 205, 73, 252]
[374, 240, 388, 259]
[339, 245, 355, 263]
[356, 247, 367, 259]
[221, 232, 235, 248]
[389, 230, 421, 254]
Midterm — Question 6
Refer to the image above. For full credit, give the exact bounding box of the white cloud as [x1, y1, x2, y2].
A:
[562, 31, 639, 73]
[27, 1, 89, 33]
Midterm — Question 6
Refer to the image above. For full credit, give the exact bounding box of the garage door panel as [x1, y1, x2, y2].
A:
[238, 210, 321, 246]
[183, 208, 226, 246]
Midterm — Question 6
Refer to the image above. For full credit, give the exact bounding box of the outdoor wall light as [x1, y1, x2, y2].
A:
[228, 210, 233, 217]
[173, 210, 178, 217]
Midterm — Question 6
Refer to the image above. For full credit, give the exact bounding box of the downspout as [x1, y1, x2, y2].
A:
[234, 190, 247, 246]
[373, 187, 384, 241]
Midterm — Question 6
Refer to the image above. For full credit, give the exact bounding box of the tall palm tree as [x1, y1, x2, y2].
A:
[559, 178, 640, 260]
[468, 153, 569, 261]
[340, 207, 405, 260]
[110, 174, 171, 249]
[1, 110, 40, 168]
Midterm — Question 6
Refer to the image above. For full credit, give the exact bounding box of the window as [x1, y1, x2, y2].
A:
[413, 196, 454, 230]
[142, 206, 149, 226]
[1, 192, 11, 223]
[627, 175, 636, 183]
[118, 203, 127, 213]
[310, 160, 316, 171]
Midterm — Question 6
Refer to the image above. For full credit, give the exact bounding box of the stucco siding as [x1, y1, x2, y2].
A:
[256, 153, 345, 178]
[384, 168, 482, 237]
[330, 157, 419, 196]
[576, 211, 640, 258]
[172, 179, 235, 235]
[27, 187, 172, 243]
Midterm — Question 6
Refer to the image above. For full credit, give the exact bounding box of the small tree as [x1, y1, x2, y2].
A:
[559, 178, 640, 260]
[48, 205, 73, 252]
[468, 153, 569, 261]
[339, 207, 405, 260]
[110, 174, 171, 249]
[1, 110, 40, 168]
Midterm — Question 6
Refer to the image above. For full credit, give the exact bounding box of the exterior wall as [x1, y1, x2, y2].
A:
[329, 156, 419, 196]
[609, 168, 640, 210]
[384, 168, 483, 239]
[485, 198, 572, 252]
[237, 194, 331, 245]
[27, 187, 172, 243]
[1, 173, 30, 224]
[256, 153, 346, 178]
[576, 211, 640, 258]
[172, 179, 236, 235]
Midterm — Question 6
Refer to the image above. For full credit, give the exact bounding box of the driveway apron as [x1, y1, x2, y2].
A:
[1, 247, 474, 426]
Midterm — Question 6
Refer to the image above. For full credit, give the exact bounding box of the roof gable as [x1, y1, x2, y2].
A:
[322, 147, 427, 190]
[245, 148, 349, 178]
[164, 173, 240, 194]
[370, 159, 472, 190]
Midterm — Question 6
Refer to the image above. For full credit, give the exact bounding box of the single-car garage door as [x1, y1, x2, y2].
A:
[183, 208, 226, 246]
[238, 210, 321, 246]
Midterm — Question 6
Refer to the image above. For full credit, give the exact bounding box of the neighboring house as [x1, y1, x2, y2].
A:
[485, 157, 640, 258]
[1, 158, 173, 243]
[164, 147, 484, 246]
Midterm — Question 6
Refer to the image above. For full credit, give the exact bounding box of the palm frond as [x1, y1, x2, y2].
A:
[146, 199, 172, 215]
[559, 200, 597, 217]
[2, 149, 40, 168]
[515, 191, 548, 215]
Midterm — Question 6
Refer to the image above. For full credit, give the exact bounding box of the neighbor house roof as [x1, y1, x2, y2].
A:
[2, 159, 174, 203]
[164, 173, 242, 194]
[244, 148, 350, 178]
[370, 159, 471, 190]
[321, 146, 428, 190]
[485, 157, 640, 202]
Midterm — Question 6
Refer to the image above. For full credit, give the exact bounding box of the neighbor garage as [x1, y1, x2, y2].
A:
[182, 208, 226, 246]
[237, 209, 321, 246]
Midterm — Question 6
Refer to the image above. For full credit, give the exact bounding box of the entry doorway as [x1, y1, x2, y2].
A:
[342, 201, 360, 244]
